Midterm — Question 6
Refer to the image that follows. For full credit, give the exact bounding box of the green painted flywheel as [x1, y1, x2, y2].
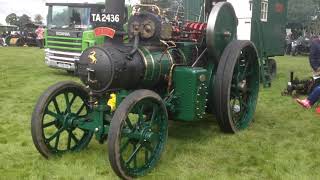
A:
[206, 2, 238, 64]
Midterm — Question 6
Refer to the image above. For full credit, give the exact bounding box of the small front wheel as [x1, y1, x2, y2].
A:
[31, 81, 93, 158]
[108, 90, 168, 179]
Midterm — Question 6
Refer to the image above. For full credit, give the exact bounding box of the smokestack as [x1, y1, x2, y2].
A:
[105, 0, 126, 29]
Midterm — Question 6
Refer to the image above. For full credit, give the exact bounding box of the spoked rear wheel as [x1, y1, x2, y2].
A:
[214, 40, 260, 133]
[31, 81, 93, 158]
[108, 90, 168, 179]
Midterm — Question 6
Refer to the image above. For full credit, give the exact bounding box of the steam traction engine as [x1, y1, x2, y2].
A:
[31, 0, 287, 179]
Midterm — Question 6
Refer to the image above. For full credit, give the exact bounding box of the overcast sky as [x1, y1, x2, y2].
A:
[0, 0, 140, 25]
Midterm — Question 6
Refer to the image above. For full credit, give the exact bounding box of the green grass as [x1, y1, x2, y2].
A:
[1, 47, 320, 180]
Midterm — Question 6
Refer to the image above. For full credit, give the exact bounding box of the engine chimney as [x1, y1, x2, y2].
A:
[105, 0, 126, 30]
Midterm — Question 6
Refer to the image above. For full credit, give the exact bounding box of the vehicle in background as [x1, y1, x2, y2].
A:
[0, 25, 18, 46]
[291, 36, 311, 56]
[24, 23, 43, 47]
[45, 3, 105, 72]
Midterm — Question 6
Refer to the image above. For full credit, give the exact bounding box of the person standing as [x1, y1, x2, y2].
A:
[285, 32, 292, 54]
[35, 25, 45, 49]
[297, 36, 320, 112]
[309, 36, 320, 75]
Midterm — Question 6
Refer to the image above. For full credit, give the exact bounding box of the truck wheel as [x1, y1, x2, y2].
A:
[214, 40, 260, 133]
[31, 81, 93, 158]
[108, 90, 168, 179]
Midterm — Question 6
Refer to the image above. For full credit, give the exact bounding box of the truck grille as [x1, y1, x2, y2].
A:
[45, 49, 82, 62]
[46, 36, 82, 52]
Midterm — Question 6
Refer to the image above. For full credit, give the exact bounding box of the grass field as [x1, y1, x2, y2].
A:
[1, 47, 320, 180]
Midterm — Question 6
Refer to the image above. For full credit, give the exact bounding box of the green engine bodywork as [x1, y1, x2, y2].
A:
[32, 1, 289, 178]
[61, 0, 288, 141]
[172, 67, 209, 121]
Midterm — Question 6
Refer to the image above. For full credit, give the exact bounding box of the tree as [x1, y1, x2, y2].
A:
[17, 14, 32, 29]
[288, 0, 315, 24]
[34, 14, 43, 24]
[5, 13, 18, 25]
[287, 0, 320, 35]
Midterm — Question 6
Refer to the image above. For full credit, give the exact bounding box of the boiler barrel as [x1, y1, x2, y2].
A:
[77, 44, 187, 93]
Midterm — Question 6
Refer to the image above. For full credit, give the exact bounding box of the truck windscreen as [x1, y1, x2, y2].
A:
[48, 6, 91, 29]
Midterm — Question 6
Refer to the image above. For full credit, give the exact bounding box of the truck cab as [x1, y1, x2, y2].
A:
[45, 3, 105, 72]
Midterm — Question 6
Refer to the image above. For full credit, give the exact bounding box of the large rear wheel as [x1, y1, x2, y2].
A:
[108, 90, 168, 179]
[214, 40, 260, 133]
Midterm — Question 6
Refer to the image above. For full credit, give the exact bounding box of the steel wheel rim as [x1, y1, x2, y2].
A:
[41, 88, 92, 154]
[119, 98, 167, 177]
[228, 46, 259, 130]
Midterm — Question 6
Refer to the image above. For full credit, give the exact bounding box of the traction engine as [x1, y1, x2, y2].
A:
[31, 0, 263, 179]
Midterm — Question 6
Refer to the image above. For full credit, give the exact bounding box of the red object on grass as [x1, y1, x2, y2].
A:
[94, 27, 116, 38]
[316, 107, 320, 114]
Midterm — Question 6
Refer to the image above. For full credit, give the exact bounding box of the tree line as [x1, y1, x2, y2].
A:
[288, 0, 320, 35]
[2, 0, 320, 32]
[5, 13, 44, 29]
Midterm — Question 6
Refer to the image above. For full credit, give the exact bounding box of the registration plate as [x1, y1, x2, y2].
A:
[57, 63, 71, 69]
[91, 13, 120, 23]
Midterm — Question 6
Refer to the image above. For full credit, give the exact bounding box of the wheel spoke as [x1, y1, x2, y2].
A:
[120, 139, 130, 153]
[138, 104, 145, 124]
[69, 95, 77, 107]
[66, 131, 72, 150]
[150, 105, 159, 125]
[46, 127, 64, 142]
[52, 98, 61, 114]
[240, 100, 248, 110]
[54, 133, 60, 149]
[230, 90, 238, 98]
[64, 92, 70, 112]
[76, 103, 86, 115]
[246, 70, 254, 77]
[126, 143, 143, 165]
[231, 99, 237, 111]
[133, 153, 137, 168]
[143, 142, 154, 152]
[125, 118, 134, 130]
[241, 60, 250, 80]
[43, 120, 56, 128]
[69, 131, 79, 144]
[145, 147, 149, 163]
[45, 109, 60, 119]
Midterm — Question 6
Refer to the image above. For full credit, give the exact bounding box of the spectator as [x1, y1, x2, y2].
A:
[296, 85, 320, 113]
[286, 33, 292, 54]
[35, 25, 45, 49]
[0, 33, 7, 47]
[309, 36, 320, 75]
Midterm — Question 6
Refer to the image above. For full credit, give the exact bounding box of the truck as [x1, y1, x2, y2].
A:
[45, 3, 106, 72]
